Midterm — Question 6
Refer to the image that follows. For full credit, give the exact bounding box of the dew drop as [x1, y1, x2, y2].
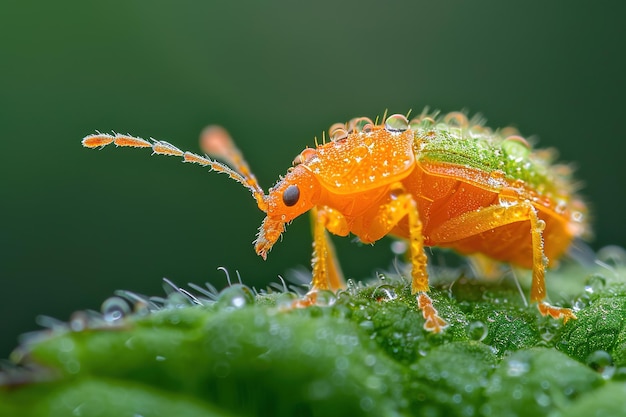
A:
[586, 350, 612, 371]
[314, 290, 337, 306]
[331, 128, 348, 142]
[488, 170, 506, 181]
[165, 292, 191, 309]
[69, 311, 89, 332]
[360, 396, 374, 412]
[216, 284, 255, 309]
[384, 114, 409, 132]
[101, 296, 131, 323]
[275, 292, 298, 309]
[535, 219, 546, 232]
[443, 111, 469, 128]
[359, 320, 375, 331]
[554, 199, 567, 215]
[352, 117, 374, 133]
[502, 135, 531, 158]
[293, 148, 316, 166]
[346, 279, 359, 295]
[329, 123, 348, 142]
[466, 321, 488, 342]
[416, 116, 436, 129]
[371, 285, 397, 302]
[534, 391, 552, 408]
[361, 123, 374, 133]
[571, 210, 584, 223]
[506, 359, 530, 377]
[597, 245, 626, 268]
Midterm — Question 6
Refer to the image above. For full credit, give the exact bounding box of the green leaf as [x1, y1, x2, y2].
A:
[1, 263, 625, 417]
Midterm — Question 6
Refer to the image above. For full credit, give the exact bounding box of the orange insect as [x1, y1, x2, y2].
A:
[82, 110, 588, 332]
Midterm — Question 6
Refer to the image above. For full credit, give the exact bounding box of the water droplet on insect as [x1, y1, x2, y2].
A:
[502, 135, 531, 158]
[351, 117, 374, 133]
[292, 148, 316, 166]
[435, 122, 450, 132]
[101, 296, 131, 323]
[571, 210, 584, 223]
[489, 170, 505, 180]
[444, 111, 469, 128]
[362, 123, 374, 133]
[535, 219, 546, 232]
[466, 321, 488, 342]
[217, 284, 255, 309]
[418, 116, 436, 129]
[554, 199, 567, 215]
[384, 114, 409, 132]
[371, 285, 397, 302]
[328, 123, 348, 142]
[330, 126, 348, 142]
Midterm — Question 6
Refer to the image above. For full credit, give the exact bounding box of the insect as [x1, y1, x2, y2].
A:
[82, 110, 588, 332]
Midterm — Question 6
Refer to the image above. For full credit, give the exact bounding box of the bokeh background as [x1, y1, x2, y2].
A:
[2, 1, 625, 358]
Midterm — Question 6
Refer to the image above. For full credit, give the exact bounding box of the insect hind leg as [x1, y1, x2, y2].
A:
[430, 199, 576, 322]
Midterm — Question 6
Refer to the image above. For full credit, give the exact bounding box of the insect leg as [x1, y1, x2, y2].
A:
[364, 184, 446, 332]
[292, 207, 347, 308]
[430, 200, 576, 322]
[310, 206, 347, 292]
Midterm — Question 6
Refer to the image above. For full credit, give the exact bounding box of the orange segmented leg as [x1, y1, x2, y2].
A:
[294, 206, 348, 307]
[311, 206, 347, 291]
[430, 199, 576, 322]
[364, 184, 446, 332]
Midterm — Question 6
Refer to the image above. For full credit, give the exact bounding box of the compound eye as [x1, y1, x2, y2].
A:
[282, 185, 300, 207]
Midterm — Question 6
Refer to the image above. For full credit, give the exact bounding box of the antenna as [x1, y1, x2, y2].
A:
[82, 130, 268, 212]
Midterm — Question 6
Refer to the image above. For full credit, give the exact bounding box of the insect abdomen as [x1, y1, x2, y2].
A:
[400, 162, 576, 269]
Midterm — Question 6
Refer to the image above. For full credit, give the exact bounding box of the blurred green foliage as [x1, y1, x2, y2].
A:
[1, 0, 625, 360]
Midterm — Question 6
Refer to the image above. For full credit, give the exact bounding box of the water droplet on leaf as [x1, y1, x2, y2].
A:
[101, 296, 131, 323]
[217, 284, 255, 309]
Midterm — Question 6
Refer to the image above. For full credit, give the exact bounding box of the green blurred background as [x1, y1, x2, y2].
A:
[1, 1, 625, 358]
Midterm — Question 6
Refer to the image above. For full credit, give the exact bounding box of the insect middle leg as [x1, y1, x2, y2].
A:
[430, 199, 576, 322]
[364, 183, 446, 332]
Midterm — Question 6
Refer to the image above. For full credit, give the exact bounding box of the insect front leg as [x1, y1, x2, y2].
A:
[289, 206, 347, 308]
[364, 183, 446, 332]
[310, 206, 348, 292]
[429, 199, 576, 322]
